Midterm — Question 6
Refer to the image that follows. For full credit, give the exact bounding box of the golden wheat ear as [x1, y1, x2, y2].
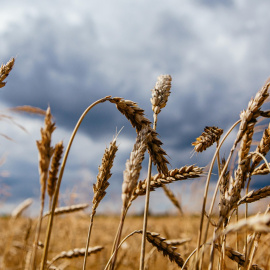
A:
[192, 126, 223, 153]
[0, 57, 15, 88]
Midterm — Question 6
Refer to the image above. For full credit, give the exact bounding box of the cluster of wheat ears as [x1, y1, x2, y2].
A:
[1, 57, 270, 270]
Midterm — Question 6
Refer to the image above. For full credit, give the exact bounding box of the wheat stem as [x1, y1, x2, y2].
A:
[40, 96, 111, 270]
[196, 119, 241, 269]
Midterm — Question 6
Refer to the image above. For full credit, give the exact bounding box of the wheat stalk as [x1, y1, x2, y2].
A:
[140, 75, 173, 270]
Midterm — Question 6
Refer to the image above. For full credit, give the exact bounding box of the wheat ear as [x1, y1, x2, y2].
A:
[252, 162, 270, 175]
[11, 198, 33, 219]
[83, 135, 118, 270]
[31, 106, 55, 270]
[215, 245, 262, 270]
[105, 230, 186, 270]
[0, 57, 15, 88]
[140, 75, 172, 270]
[47, 141, 64, 208]
[237, 186, 270, 205]
[43, 203, 89, 218]
[47, 246, 103, 267]
[131, 165, 204, 201]
[192, 126, 223, 153]
[162, 185, 183, 215]
[250, 123, 270, 172]
[110, 128, 149, 270]
[109, 97, 169, 175]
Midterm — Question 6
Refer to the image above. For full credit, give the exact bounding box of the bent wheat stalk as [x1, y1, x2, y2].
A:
[41, 96, 162, 269]
[40, 96, 111, 269]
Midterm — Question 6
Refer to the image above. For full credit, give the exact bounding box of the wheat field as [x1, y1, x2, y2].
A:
[0, 57, 270, 269]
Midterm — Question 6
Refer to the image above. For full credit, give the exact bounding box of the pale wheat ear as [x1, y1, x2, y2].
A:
[47, 246, 103, 268]
[109, 128, 150, 270]
[11, 198, 33, 219]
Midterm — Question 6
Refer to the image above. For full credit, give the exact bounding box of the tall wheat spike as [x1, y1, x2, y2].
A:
[139, 75, 172, 270]
[32, 106, 55, 270]
[47, 141, 64, 208]
[110, 128, 150, 270]
[83, 135, 118, 270]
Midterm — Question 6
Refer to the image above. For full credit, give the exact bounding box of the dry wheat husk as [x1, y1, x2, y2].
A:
[48, 246, 103, 265]
[109, 97, 168, 175]
[11, 198, 33, 218]
[131, 165, 203, 200]
[0, 57, 15, 88]
[192, 126, 223, 153]
[43, 203, 89, 217]
[165, 238, 191, 246]
[237, 186, 270, 205]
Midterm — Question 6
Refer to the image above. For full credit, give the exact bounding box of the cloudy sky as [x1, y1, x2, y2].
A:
[1, 0, 270, 215]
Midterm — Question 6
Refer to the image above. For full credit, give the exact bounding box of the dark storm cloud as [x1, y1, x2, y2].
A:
[1, 0, 270, 214]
